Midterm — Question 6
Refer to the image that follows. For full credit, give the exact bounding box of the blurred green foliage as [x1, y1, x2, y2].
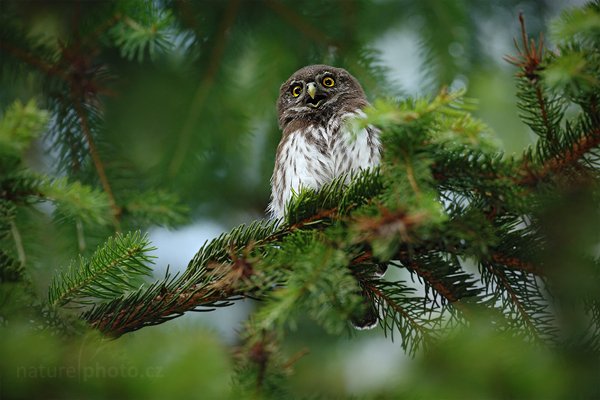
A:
[0, 323, 233, 399]
[1, 0, 598, 399]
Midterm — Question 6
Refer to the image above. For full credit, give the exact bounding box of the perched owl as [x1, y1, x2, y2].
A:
[268, 65, 382, 329]
[268, 64, 381, 219]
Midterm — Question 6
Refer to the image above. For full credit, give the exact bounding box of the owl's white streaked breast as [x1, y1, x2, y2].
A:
[268, 110, 380, 219]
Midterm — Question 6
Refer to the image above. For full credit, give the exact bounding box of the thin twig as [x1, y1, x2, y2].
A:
[402, 150, 421, 197]
[265, 0, 339, 48]
[282, 347, 309, 369]
[10, 220, 26, 267]
[168, 0, 241, 176]
[72, 99, 121, 231]
[76, 219, 86, 253]
[0, 41, 67, 81]
[406, 261, 459, 303]
[492, 253, 541, 275]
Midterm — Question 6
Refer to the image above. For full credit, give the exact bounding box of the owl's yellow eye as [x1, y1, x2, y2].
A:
[291, 85, 302, 97]
[322, 77, 335, 87]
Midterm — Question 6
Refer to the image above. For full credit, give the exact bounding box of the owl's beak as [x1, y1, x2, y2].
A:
[305, 82, 326, 108]
[307, 82, 317, 99]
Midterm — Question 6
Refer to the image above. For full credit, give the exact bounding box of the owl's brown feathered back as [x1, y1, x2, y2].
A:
[270, 64, 380, 218]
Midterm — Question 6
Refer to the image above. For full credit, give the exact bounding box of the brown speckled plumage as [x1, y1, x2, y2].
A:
[268, 65, 382, 330]
[268, 65, 381, 219]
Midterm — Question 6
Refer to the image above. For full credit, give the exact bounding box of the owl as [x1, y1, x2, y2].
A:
[268, 64, 381, 219]
[268, 65, 382, 329]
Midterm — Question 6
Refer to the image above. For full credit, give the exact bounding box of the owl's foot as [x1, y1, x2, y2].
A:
[351, 292, 379, 330]
[373, 263, 388, 278]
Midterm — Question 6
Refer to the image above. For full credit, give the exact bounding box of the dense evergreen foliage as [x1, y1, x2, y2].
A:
[1, 1, 599, 398]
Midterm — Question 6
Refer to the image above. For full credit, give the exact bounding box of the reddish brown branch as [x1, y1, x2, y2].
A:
[90, 248, 259, 336]
[505, 13, 563, 148]
[289, 207, 338, 230]
[91, 283, 239, 337]
[407, 262, 459, 303]
[504, 13, 544, 82]
[482, 262, 540, 339]
[354, 207, 426, 242]
[0, 41, 67, 81]
[282, 347, 309, 370]
[432, 126, 600, 190]
[491, 253, 541, 275]
[72, 99, 121, 230]
[519, 129, 600, 185]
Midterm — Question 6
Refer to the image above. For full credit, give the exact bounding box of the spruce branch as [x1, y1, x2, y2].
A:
[253, 231, 362, 334]
[519, 127, 600, 185]
[64, 59, 599, 352]
[0, 39, 67, 81]
[264, 0, 339, 48]
[80, 173, 384, 337]
[48, 231, 155, 307]
[40, 177, 112, 226]
[491, 253, 541, 275]
[505, 13, 564, 147]
[480, 261, 556, 341]
[83, 220, 281, 336]
[78, 89, 534, 339]
[0, 249, 24, 283]
[168, 0, 241, 176]
[367, 280, 438, 356]
[0, 99, 49, 153]
[504, 13, 545, 83]
[109, 2, 175, 62]
[72, 97, 121, 230]
[400, 256, 480, 305]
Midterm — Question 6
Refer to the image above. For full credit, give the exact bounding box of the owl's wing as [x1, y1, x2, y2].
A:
[268, 127, 335, 219]
[334, 123, 381, 178]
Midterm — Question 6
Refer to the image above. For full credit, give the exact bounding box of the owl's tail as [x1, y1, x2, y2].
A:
[350, 263, 387, 329]
[351, 293, 379, 330]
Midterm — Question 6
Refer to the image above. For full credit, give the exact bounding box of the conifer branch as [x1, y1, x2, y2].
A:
[366, 280, 436, 355]
[83, 220, 280, 336]
[480, 261, 549, 341]
[49, 231, 155, 307]
[72, 98, 121, 230]
[10, 220, 25, 267]
[0, 40, 67, 81]
[87, 277, 243, 336]
[506, 13, 563, 147]
[265, 0, 339, 48]
[0, 249, 25, 283]
[169, 0, 241, 176]
[491, 253, 541, 275]
[504, 13, 545, 82]
[520, 128, 600, 185]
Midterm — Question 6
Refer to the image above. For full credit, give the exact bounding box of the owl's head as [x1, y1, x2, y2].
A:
[277, 64, 367, 129]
